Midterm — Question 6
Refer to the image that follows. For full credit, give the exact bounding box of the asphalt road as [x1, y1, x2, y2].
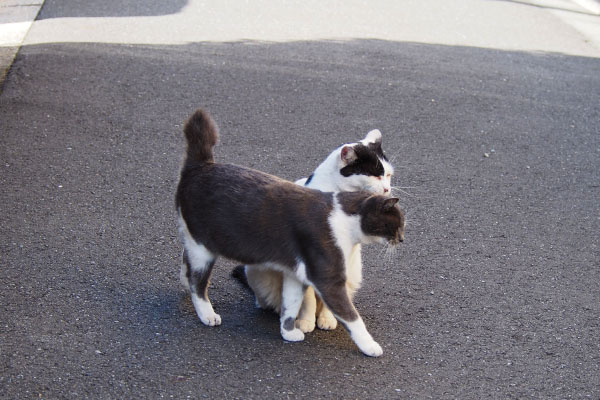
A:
[1, 1, 599, 399]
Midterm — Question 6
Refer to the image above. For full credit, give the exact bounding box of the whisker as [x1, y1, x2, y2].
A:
[381, 243, 390, 264]
[379, 243, 389, 264]
[387, 159, 409, 169]
[377, 242, 389, 259]
[391, 187, 415, 198]
[377, 241, 396, 265]
[386, 243, 397, 262]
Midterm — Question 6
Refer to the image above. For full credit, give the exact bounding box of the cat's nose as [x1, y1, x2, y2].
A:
[383, 188, 389, 193]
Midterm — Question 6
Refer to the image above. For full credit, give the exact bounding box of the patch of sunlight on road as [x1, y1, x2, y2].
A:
[21, 0, 600, 57]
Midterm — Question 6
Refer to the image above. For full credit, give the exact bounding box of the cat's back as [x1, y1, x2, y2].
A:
[179, 162, 279, 190]
[177, 161, 337, 265]
[177, 161, 330, 208]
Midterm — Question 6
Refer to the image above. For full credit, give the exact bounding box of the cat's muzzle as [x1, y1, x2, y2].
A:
[391, 230, 405, 245]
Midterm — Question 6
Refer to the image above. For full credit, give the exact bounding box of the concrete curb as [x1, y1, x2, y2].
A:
[0, 0, 44, 90]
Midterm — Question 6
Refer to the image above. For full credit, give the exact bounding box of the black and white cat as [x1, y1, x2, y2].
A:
[176, 109, 405, 356]
[241, 130, 395, 333]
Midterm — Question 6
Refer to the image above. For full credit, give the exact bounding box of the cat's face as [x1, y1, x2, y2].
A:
[338, 130, 394, 196]
[359, 196, 405, 246]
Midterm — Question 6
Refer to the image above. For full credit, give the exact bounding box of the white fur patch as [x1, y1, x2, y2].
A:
[346, 244, 363, 293]
[344, 318, 382, 357]
[360, 129, 382, 145]
[191, 293, 221, 326]
[178, 212, 222, 326]
[280, 274, 306, 342]
[382, 160, 394, 195]
[301, 148, 344, 193]
[177, 213, 215, 274]
[328, 196, 363, 256]
[294, 260, 308, 283]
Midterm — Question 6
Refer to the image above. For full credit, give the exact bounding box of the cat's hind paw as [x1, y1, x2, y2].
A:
[317, 315, 338, 330]
[296, 318, 316, 333]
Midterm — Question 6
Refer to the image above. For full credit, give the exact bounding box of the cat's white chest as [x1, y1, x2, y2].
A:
[346, 244, 363, 291]
[328, 198, 363, 289]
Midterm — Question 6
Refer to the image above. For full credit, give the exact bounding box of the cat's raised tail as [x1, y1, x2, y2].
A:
[183, 108, 219, 165]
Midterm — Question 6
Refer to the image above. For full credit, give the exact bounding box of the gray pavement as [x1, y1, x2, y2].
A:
[1, 1, 599, 399]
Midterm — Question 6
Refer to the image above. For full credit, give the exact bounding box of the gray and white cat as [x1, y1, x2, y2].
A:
[240, 129, 394, 333]
[176, 109, 405, 356]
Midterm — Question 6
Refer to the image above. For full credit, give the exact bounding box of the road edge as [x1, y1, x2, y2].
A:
[0, 0, 45, 92]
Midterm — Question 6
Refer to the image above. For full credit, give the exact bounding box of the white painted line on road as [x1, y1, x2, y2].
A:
[0, 21, 35, 47]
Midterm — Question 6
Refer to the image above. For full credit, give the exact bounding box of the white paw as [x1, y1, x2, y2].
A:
[359, 340, 383, 357]
[191, 295, 221, 326]
[200, 312, 222, 327]
[281, 328, 305, 342]
[296, 318, 316, 333]
[317, 315, 338, 330]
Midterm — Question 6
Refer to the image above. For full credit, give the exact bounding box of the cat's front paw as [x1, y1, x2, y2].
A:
[281, 328, 305, 342]
[317, 315, 338, 330]
[359, 340, 383, 357]
[200, 312, 222, 327]
[191, 295, 222, 327]
[296, 318, 316, 333]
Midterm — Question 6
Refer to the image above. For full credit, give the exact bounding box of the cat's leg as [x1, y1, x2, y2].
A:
[316, 297, 338, 330]
[180, 250, 191, 292]
[296, 286, 317, 333]
[316, 245, 361, 330]
[183, 243, 221, 326]
[244, 265, 268, 309]
[245, 266, 283, 313]
[280, 274, 306, 342]
[315, 282, 382, 357]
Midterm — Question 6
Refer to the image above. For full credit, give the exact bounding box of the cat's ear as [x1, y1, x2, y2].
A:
[340, 146, 358, 164]
[364, 129, 382, 144]
[383, 197, 399, 212]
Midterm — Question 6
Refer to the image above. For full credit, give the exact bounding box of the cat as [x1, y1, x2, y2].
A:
[239, 129, 394, 333]
[176, 109, 405, 357]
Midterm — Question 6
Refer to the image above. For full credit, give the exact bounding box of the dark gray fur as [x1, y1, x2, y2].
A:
[283, 317, 295, 331]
